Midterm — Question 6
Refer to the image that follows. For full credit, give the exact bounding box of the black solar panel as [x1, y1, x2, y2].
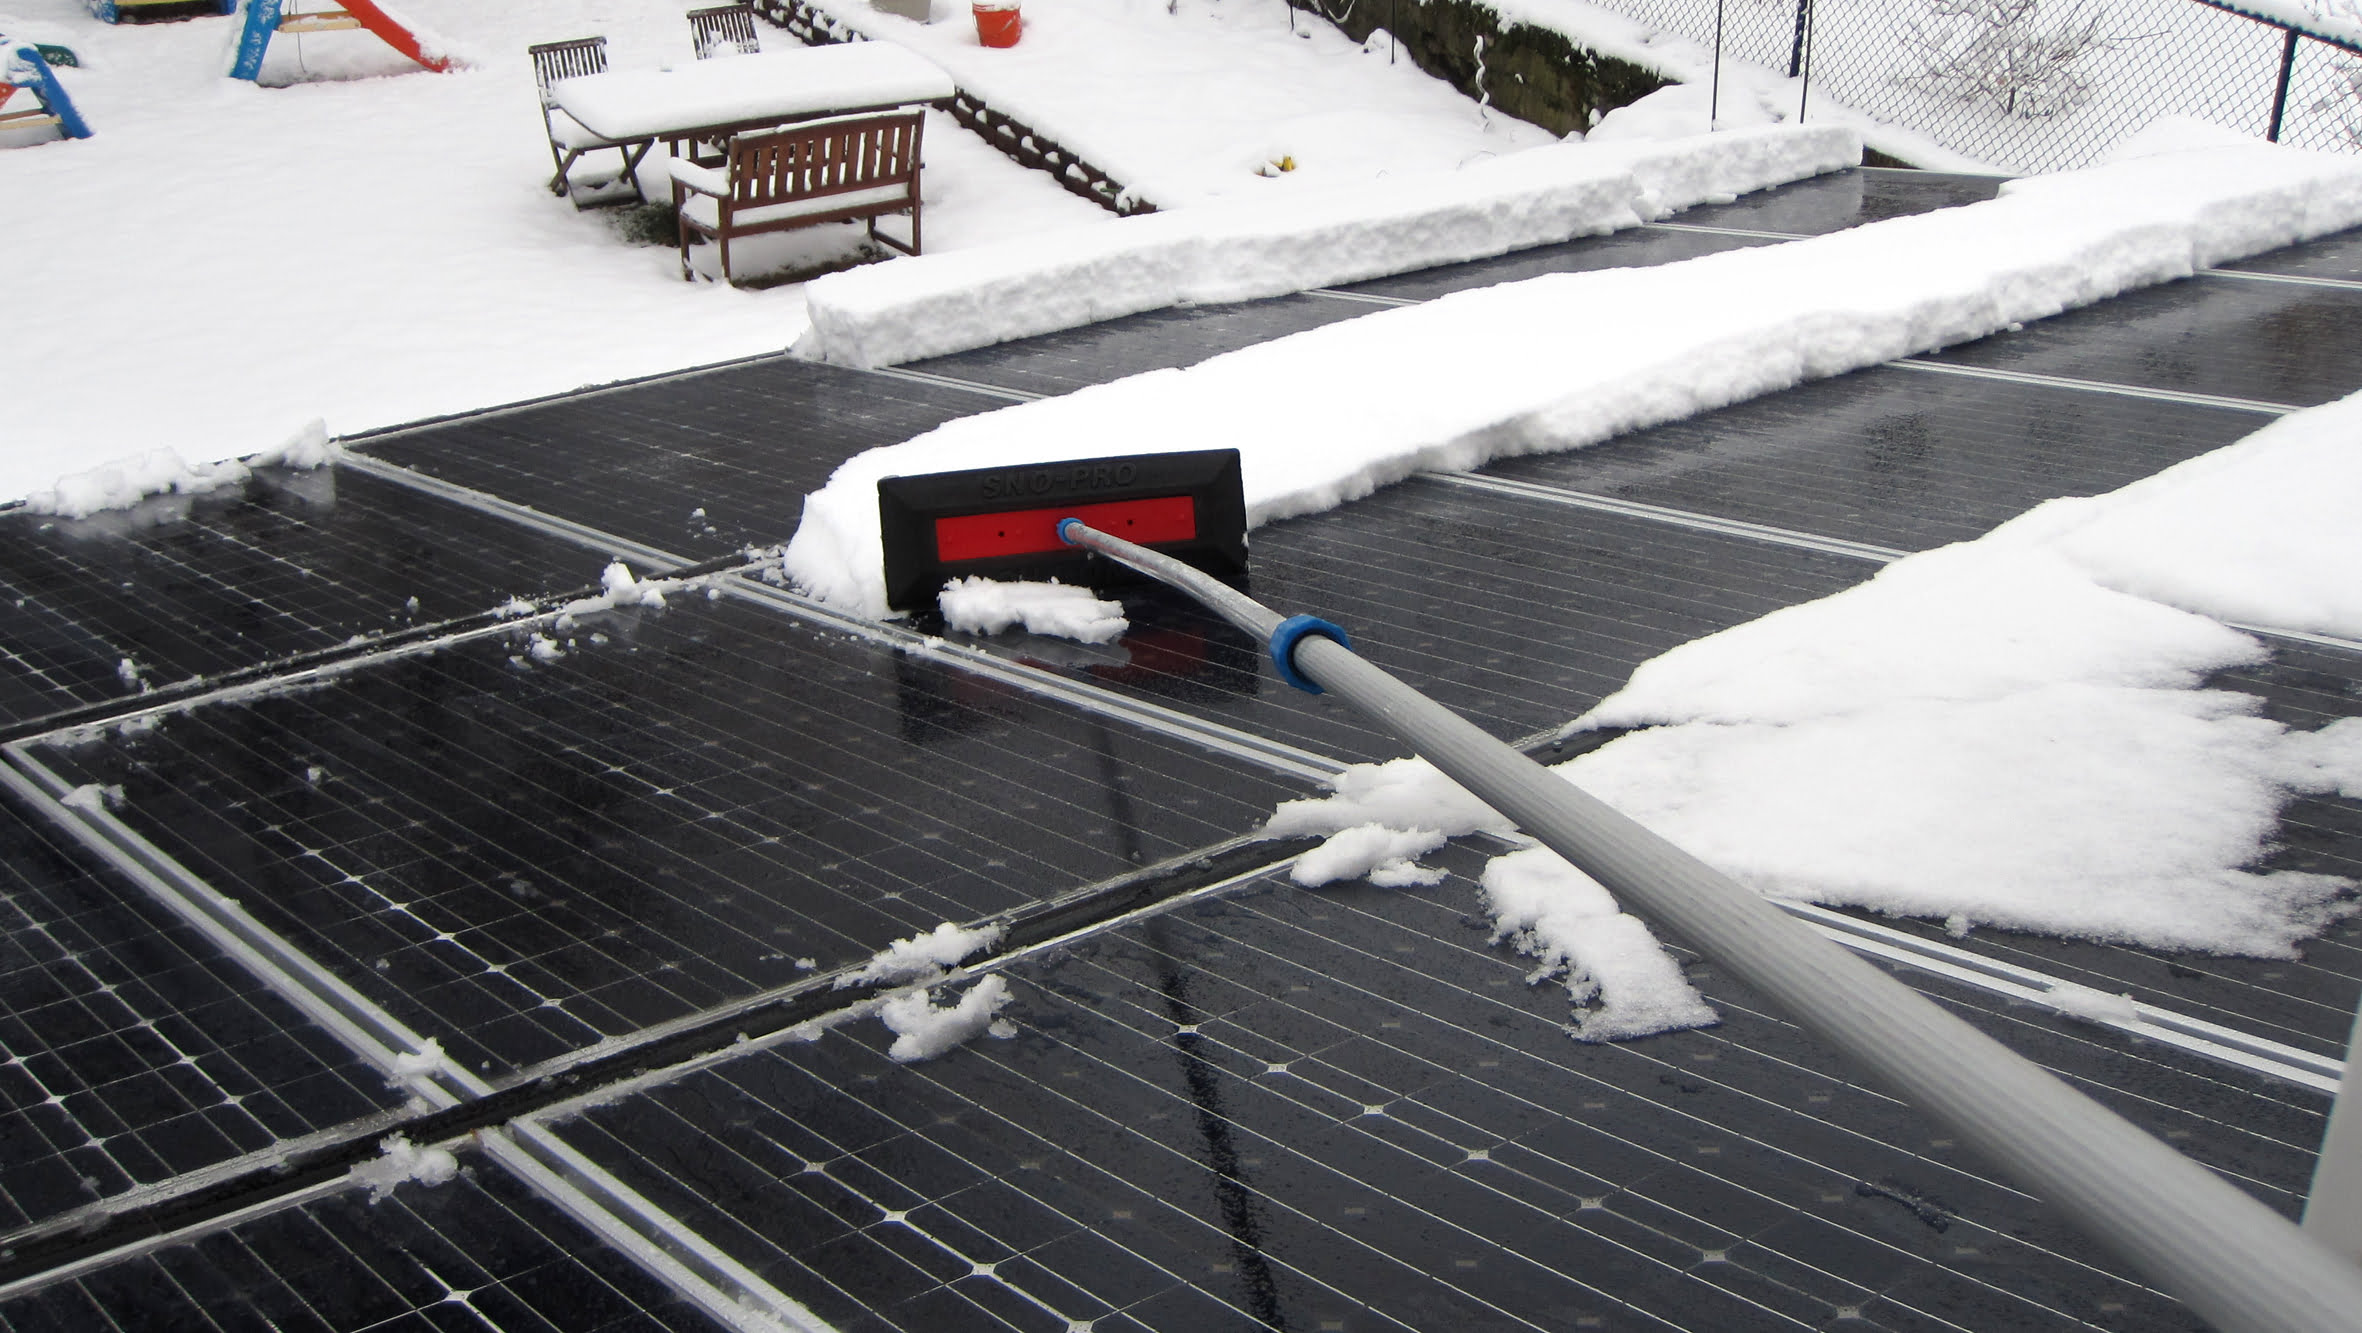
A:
[0, 1149, 709, 1333]
[1474, 363, 2270, 552]
[0, 802, 402, 1235]
[1916, 273, 2362, 408]
[21, 594, 1310, 1076]
[535, 849, 2303, 1333]
[0, 467, 607, 731]
[1660, 167, 2006, 238]
[361, 358, 1000, 558]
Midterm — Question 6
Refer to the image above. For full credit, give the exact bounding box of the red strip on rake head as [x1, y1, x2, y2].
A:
[876, 449, 1247, 611]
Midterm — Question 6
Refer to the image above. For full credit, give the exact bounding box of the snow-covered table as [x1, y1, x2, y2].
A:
[553, 42, 954, 150]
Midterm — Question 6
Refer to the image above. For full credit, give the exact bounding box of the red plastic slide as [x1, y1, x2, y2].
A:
[336, 0, 459, 73]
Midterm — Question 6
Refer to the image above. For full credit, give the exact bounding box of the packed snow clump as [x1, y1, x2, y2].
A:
[877, 975, 1015, 1062]
[1481, 849, 1718, 1041]
[783, 137, 2362, 617]
[839, 921, 1005, 988]
[939, 578, 1128, 644]
[799, 125, 1857, 367]
[350, 1135, 460, 1203]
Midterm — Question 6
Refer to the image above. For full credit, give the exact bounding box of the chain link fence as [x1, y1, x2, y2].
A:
[1585, 0, 2362, 172]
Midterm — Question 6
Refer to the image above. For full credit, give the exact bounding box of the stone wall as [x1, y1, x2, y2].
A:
[1299, 0, 1667, 137]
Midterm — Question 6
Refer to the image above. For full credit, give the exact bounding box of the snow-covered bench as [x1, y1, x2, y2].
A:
[668, 109, 924, 284]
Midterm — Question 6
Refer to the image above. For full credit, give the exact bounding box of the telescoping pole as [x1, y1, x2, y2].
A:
[1058, 518, 2362, 1333]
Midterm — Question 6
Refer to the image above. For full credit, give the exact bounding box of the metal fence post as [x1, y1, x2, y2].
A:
[1795, 0, 1815, 125]
[1787, 0, 1809, 77]
[1709, 0, 1725, 128]
[2269, 26, 2300, 142]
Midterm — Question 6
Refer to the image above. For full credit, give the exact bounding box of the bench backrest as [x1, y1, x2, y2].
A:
[528, 35, 607, 107]
[688, 5, 760, 58]
[726, 111, 924, 209]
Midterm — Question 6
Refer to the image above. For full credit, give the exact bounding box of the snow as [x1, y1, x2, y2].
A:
[938, 576, 1125, 643]
[2045, 981, 2142, 1026]
[1981, 388, 2362, 642]
[876, 973, 1013, 1061]
[782, 136, 2362, 617]
[799, 123, 1856, 366]
[0, 0, 1111, 506]
[1480, 848, 1717, 1041]
[349, 1133, 459, 1202]
[1290, 824, 1447, 888]
[838, 920, 1004, 987]
[550, 41, 952, 141]
[797, 0, 1563, 207]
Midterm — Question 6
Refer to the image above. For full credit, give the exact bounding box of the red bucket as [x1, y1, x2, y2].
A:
[973, 1, 1020, 46]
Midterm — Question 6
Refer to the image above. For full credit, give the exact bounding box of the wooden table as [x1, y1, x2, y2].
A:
[552, 42, 955, 165]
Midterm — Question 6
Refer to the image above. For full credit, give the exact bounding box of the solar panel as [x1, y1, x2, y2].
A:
[0, 804, 403, 1235]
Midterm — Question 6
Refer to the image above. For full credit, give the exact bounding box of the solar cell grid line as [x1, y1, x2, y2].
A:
[1284, 858, 2335, 1193]
[0, 1147, 714, 1333]
[1081, 883, 2201, 1314]
[536, 909, 2164, 1333]
[545, 1019, 1665, 1332]
[17, 595, 1307, 1074]
[0, 803, 404, 1237]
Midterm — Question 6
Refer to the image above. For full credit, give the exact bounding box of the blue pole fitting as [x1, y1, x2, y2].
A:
[1057, 517, 1085, 545]
[1269, 615, 1349, 695]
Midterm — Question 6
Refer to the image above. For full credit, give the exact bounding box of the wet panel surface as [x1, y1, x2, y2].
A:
[542, 852, 2301, 1332]
[0, 802, 402, 1234]
[0, 467, 604, 732]
[1242, 479, 1878, 741]
[0, 1150, 709, 1333]
[1476, 363, 2269, 551]
[1916, 272, 2362, 408]
[361, 358, 998, 558]
[1332, 225, 1775, 303]
[1666, 167, 2007, 238]
[902, 295, 1374, 397]
[20, 595, 1306, 1076]
[2214, 228, 2362, 282]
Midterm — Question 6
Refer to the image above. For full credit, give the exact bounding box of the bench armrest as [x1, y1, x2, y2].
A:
[666, 157, 730, 197]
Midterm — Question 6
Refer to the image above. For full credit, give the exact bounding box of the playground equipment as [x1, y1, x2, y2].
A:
[1, 41, 93, 141]
[226, 0, 460, 81]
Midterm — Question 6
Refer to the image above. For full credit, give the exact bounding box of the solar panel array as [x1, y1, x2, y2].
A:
[1, 169, 2358, 1331]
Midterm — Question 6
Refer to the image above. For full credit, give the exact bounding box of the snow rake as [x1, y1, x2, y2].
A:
[876, 454, 2362, 1333]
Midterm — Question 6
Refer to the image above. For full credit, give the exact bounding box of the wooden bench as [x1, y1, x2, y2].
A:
[669, 109, 924, 284]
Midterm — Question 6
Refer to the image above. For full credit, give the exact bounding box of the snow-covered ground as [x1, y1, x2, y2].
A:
[0, 0, 1573, 506]
[800, 0, 1561, 207]
[0, 0, 1116, 501]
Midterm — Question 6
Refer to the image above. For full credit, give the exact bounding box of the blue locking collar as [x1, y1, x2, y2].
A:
[1270, 615, 1349, 694]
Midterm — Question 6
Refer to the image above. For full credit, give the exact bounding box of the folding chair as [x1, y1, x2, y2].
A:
[688, 4, 761, 59]
[527, 36, 648, 203]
